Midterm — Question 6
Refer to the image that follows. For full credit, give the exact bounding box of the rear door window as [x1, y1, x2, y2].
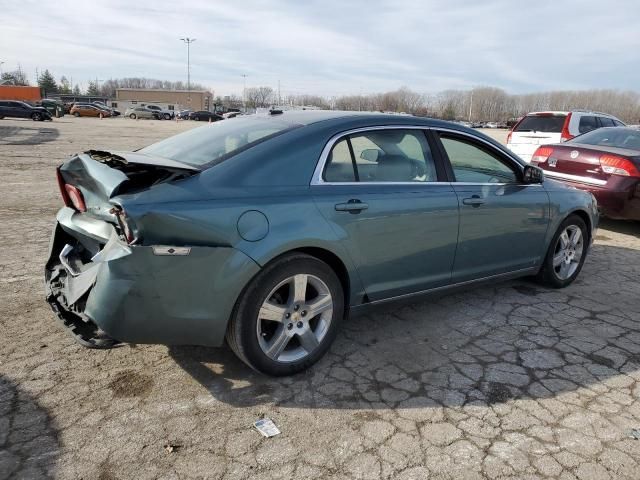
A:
[514, 115, 566, 133]
[323, 129, 437, 183]
[324, 139, 356, 182]
[579, 116, 599, 134]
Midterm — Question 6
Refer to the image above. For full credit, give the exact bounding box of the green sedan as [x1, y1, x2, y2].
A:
[45, 111, 598, 375]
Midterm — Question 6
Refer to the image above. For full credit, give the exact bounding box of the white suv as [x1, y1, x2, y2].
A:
[144, 105, 174, 120]
[506, 110, 625, 162]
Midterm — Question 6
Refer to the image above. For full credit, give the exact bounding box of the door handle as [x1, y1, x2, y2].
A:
[462, 195, 485, 207]
[335, 199, 368, 213]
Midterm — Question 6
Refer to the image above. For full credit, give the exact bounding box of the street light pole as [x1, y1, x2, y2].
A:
[241, 74, 248, 111]
[180, 37, 196, 104]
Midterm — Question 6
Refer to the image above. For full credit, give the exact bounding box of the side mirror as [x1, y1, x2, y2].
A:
[523, 165, 544, 184]
[360, 149, 380, 162]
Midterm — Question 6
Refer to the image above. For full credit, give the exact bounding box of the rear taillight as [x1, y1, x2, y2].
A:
[56, 167, 71, 207]
[531, 146, 554, 165]
[560, 113, 573, 142]
[599, 154, 640, 177]
[64, 185, 87, 212]
[56, 167, 87, 212]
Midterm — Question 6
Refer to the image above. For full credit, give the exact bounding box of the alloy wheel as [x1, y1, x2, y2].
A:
[256, 274, 334, 363]
[552, 225, 584, 280]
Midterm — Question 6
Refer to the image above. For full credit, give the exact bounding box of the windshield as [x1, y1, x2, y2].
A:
[140, 117, 298, 167]
[515, 115, 566, 133]
[572, 128, 640, 150]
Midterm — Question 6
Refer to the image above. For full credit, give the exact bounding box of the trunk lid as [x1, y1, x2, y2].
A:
[58, 150, 199, 217]
[535, 143, 640, 185]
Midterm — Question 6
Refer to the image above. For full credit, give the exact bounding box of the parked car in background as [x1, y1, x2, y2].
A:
[45, 111, 598, 375]
[144, 105, 174, 120]
[507, 111, 625, 162]
[124, 107, 159, 120]
[39, 99, 65, 118]
[189, 110, 223, 121]
[531, 127, 640, 220]
[485, 122, 498, 129]
[92, 102, 121, 117]
[70, 104, 111, 118]
[0, 100, 52, 121]
[175, 109, 192, 119]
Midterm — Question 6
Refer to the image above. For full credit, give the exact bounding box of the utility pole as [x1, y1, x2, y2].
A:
[180, 37, 196, 104]
[241, 74, 248, 111]
[468, 90, 473, 122]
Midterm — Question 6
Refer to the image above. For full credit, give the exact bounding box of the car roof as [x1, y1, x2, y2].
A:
[527, 110, 617, 118]
[244, 110, 460, 129]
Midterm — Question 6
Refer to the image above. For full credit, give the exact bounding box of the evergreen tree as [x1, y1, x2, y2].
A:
[72, 84, 81, 95]
[37, 69, 58, 94]
[86, 80, 100, 96]
[59, 76, 72, 94]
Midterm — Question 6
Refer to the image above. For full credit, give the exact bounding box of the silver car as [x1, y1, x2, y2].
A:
[124, 107, 159, 120]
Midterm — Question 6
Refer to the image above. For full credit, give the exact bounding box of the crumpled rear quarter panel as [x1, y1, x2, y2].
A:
[85, 244, 260, 347]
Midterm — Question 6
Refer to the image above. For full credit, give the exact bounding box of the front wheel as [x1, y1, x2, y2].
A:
[129, 113, 136, 119]
[536, 215, 588, 288]
[73, 112, 80, 117]
[226, 253, 344, 376]
[32, 112, 42, 121]
[164, 113, 171, 120]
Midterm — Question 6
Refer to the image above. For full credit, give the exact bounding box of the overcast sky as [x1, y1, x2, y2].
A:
[2, 0, 639, 97]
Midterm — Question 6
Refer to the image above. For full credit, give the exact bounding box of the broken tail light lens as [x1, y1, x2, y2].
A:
[56, 167, 72, 207]
[599, 154, 640, 177]
[531, 146, 554, 165]
[64, 184, 87, 212]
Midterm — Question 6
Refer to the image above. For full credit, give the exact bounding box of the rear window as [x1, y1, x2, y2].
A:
[514, 115, 567, 133]
[140, 116, 299, 167]
[572, 128, 640, 150]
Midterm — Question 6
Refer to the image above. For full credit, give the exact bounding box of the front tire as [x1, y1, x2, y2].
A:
[129, 113, 136, 119]
[536, 214, 588, 288]
[164, 113, 171, 120]
[226, 253, 344, 376]
[32, 112, 42, 121]
[73, 112, 80, 117]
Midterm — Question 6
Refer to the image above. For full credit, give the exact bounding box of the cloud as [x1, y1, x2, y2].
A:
[1, 0, 639, 96]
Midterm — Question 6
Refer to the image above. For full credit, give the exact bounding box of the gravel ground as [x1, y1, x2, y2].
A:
[1, 117, 639, 479]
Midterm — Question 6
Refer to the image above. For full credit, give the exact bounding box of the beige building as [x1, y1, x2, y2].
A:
[114, 88, 214, 112]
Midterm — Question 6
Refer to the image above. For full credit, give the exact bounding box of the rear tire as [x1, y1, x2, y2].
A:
[536, 214, 588, 288]
[226, 253, 344, 376]
[164, 113, 171, 120]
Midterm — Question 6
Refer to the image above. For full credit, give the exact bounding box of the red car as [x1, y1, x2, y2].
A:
[531, 127, 640, 220]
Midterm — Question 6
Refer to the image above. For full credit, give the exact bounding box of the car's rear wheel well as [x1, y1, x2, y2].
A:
[288, 247, 350, 313]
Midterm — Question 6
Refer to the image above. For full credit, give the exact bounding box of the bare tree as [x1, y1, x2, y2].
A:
[245, 86, 274, 108]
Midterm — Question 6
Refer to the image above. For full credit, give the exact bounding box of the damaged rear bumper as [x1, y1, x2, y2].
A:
[45, 207, 261, 348]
